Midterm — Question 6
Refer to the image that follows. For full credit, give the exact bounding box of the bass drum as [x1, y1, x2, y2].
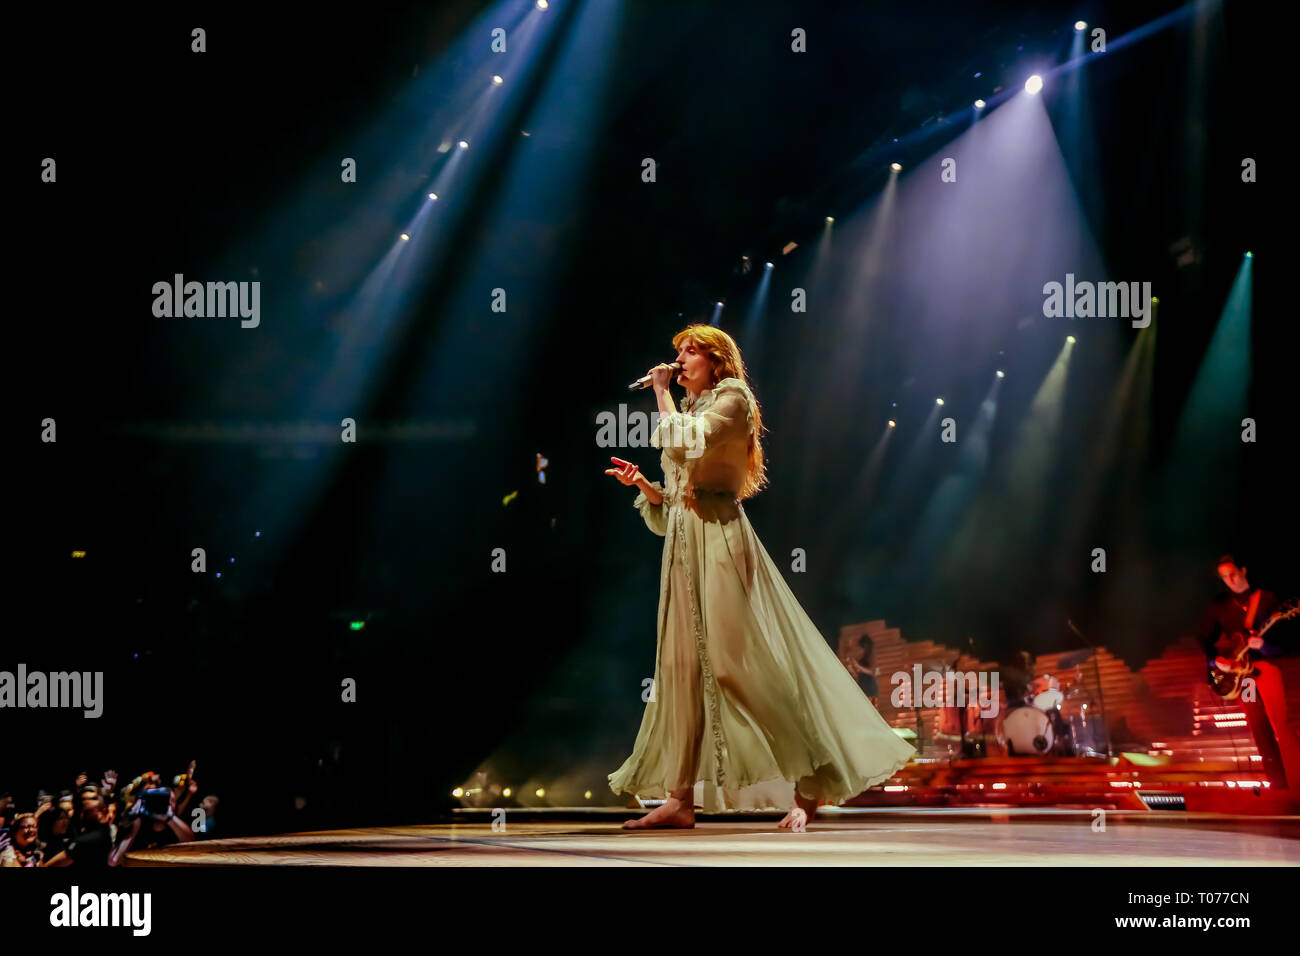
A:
[1003, 705, 1053, 756]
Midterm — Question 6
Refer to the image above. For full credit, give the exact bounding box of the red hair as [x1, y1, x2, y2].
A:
[671, 324, 768, 500]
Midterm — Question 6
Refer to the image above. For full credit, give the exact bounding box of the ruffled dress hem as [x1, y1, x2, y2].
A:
[607, 742, 913, 810]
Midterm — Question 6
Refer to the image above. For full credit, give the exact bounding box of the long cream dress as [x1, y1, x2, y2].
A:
[608, 377, 915, 811]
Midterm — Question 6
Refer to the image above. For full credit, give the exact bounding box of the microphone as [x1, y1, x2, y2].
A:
[627, 362, 681, 390]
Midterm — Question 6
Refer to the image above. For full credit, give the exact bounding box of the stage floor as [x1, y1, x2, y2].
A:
[126, 807, 1300, 866]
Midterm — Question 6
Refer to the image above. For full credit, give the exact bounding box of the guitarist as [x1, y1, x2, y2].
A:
[1199, 553, 1300, 791]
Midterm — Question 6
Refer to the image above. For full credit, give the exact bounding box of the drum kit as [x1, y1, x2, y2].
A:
[1002, 675, 1075, 756]
[1001, 671, 1106, 758]
[930, 664, 1107, 759]
[876, 642, 1111, 760]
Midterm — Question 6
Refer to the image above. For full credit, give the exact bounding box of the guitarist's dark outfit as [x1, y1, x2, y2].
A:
[1199, 587, 1300, 789]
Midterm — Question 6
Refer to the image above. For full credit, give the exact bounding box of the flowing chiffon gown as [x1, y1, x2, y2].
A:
[608, 377, 915, 812]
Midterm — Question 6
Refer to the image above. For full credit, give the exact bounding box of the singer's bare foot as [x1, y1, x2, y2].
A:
[622, 796, 695, 829]
[778, 791, 819, 831]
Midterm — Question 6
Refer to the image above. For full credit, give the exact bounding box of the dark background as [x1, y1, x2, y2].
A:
[10, 0, 1278, 834]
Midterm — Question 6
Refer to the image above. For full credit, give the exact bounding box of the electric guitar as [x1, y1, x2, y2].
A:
[1209, 597, 1300, 699]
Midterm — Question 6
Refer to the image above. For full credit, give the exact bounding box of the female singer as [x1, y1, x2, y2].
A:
[605, 325, 914, 829]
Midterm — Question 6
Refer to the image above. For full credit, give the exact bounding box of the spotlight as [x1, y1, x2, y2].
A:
[502, 788, 512, 797]
[1066, 335, 1076, 344]
[535, 788, 545, 798]
[936, 398, 944, 405]
[537, 0, 548, 8]
[458, 140, 469, 149]
[521, 130, 531, 136]
[400, 233, 410, 241]
[1245, 251, 1253, 258]
[996, 370, 1005, 378]
[974, 99, 986, 109]
[1075, 20, 1087, 31]
[584, 790, 593, 800]
[716, 301, 723, 307]
[492, 75, 503, 85]
[1025, 75, 1043, 94]
[825, 216, 834, 223]
[452, 788, 464, 798]
[427, 193, 438, 201]
[890, 162, 902, 171]
[888, 420, 897, 428]
[764, 261, 773, 269]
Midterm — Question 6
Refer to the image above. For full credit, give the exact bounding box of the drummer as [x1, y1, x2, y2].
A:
[1000, 650, 1036, 707]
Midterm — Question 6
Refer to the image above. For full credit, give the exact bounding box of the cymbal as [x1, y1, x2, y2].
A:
[1058, 648, 1096, 668]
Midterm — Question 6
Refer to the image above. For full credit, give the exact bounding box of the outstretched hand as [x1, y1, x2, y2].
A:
[604, 457, 642, 487]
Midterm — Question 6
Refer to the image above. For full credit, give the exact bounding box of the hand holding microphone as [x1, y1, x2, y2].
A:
[628, 362, 681, 390]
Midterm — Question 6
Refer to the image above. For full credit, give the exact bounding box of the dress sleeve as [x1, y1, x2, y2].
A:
[633, 480, 668, 536]
[650, 379, 752, 465]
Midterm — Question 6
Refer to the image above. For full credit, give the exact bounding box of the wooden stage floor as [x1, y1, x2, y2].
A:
[125, 807, 1300, 866]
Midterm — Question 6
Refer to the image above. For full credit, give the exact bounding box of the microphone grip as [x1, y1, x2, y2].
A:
[628, 362, 681, 390]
